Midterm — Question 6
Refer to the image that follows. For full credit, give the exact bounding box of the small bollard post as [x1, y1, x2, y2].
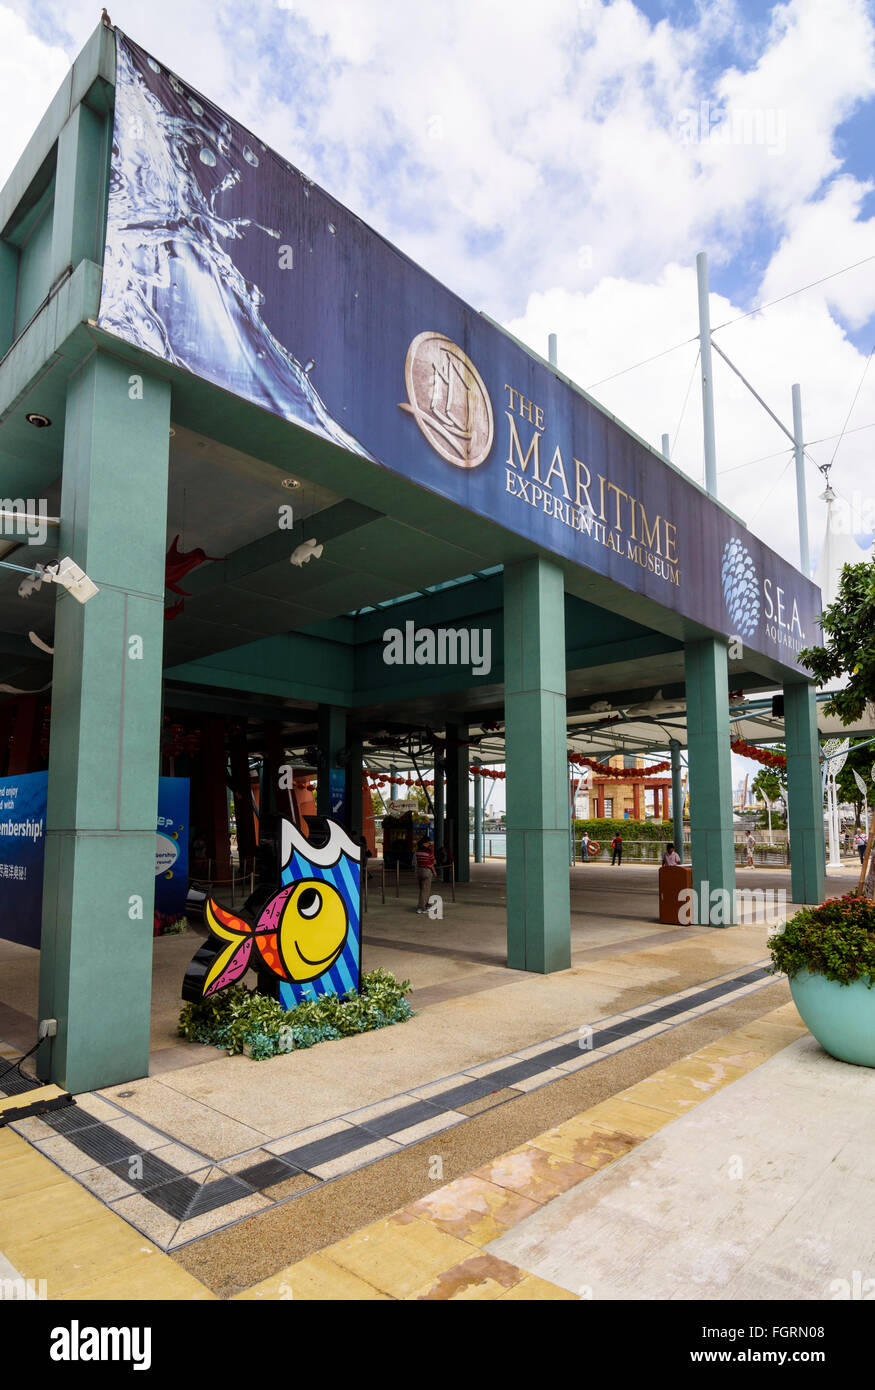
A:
[381, 860, 386, 904]
[451, 860, 456, 902]
[395, 861, 400, 898]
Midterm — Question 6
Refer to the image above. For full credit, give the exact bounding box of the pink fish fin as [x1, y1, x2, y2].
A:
[203, 937, 253, 996]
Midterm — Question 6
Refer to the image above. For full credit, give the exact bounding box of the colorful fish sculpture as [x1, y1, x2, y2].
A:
[183, 817, 361, 1008]
[200, 878, 350, 996]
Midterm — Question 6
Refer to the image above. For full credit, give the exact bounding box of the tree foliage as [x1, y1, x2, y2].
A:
[799, 558, 875, 723]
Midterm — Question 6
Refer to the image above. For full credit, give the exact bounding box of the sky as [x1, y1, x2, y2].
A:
[2, 0, 874, 805]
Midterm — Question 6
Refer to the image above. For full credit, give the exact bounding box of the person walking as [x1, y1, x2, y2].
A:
[415, 835, 436, 914]
[661, 842, 681, 867]
[580, 830, 590, 862]
[855, 829, 867, 865]
[746, 831, 756, 867]
[611, 832, 623, 866]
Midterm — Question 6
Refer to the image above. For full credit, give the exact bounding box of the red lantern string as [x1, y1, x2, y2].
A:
[730, 739, 786, 769]
[362, 740, 786, 785]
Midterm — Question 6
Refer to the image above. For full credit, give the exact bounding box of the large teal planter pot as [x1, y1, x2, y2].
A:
[789, 970, 875, 1068]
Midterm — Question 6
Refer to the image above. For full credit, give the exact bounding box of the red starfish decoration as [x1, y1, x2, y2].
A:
[165, 535, 224, 597]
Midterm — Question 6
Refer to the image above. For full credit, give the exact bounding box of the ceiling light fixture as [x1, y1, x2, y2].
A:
[282, 478, 300, 489]
[25, 413, 51, 428]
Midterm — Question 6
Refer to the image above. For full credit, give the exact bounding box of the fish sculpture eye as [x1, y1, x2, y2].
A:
[297, 886, 321, 919]
[279, 879, 349, 980]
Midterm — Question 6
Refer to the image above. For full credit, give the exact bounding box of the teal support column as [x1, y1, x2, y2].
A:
[37, 354, 170, 1091]
[473, 757, 484, 863]
[317, 705, 347, 820]
[784, 680, 826, 904]
[446, 722, 470, 883]
[685, 638, 735, 925]
[50, 102, 108, 282]
[504, 557, 570, 972]
[670, 738, 685, 862]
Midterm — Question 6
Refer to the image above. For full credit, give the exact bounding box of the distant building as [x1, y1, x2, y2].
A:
[575, 756, 673, 820]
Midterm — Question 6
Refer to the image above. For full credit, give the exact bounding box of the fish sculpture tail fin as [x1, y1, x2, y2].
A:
[200, 899, 255, 997]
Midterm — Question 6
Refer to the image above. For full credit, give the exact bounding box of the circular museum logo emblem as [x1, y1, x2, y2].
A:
[721, 537, 760, 637]
[400, 332, 494, 469]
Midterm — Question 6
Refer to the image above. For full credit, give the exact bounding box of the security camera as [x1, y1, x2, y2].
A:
[51, 557, 100, 604]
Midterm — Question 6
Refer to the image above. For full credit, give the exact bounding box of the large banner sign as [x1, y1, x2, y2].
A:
[0, 771, 48, 948]
[155, 776, 189, 920]
[0, 774, 189, 945]
[99, 33, 821, 673]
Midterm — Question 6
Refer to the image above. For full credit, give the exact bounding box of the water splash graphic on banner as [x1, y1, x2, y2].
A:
[99, 33, 371, 456]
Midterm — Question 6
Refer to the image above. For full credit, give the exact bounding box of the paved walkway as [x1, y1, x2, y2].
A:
[0, 861, 865, 1299]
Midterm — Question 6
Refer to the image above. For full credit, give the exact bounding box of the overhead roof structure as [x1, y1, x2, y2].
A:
[0, 23, 832, 1092]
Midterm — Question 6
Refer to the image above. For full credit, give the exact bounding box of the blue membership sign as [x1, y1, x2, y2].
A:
[0, 770, 48, 948]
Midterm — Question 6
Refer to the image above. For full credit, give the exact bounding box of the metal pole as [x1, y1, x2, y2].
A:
[548, 333, 558, 367]
[696, 251, 718, 497]
[473, 757, 483, 862]
[792, 383, 810, 576]
[669, 739, 684, 863]
[434, 757, 445, 861]
[390, 763, 398, 801]
[826, 775, 840, 868]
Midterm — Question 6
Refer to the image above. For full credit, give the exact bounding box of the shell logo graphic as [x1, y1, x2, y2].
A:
[399, 332, 493, 469]
[721, 537, 760, 637]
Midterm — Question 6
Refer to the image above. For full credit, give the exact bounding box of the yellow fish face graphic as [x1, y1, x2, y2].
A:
[277, 879, 349, 982]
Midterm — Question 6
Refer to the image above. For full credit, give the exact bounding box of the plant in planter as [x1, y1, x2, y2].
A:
[177, 966, 413, 1058]
[769, 894, 875, 1067]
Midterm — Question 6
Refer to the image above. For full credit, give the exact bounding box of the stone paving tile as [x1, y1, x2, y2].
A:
[310, 1137, 403, 1181]
[34, 1133, 103, 1175]
[409, 1251, 528, 1300]
[473, 1144, 596, 1203]
[404, 1176, 541, 1246]
[280, 1123, 386, 1172]
[457, 1087, 520, 1116]
[386, 1111, 467, 1145]
[498, 1274, 578, 1300]
[169, 1192, 273, 1249]
[325, 1212, 477, 1299]
[504, 1067, 569, 1093]
[352, 1097, 444, 1138]
[264, 1118, 355, 1158]
[528, 1116, 642, 1169]
[234, 1251, 389, 1300]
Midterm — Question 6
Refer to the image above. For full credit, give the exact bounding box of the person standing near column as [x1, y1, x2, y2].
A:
[415, 835, 436, 914]
[611, 831, 623, 866]
[746, 831, 757, 867]
[580, 830, 590, 862]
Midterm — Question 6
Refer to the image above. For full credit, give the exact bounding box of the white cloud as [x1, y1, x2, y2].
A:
[505, 260, 875, 569]
[2, 0, 873, 574]
[0, 6, 69, 187]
